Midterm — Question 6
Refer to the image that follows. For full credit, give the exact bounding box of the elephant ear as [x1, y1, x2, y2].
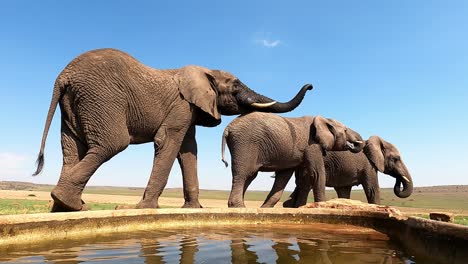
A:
[174, 66, 221, 127]
[310, 116, 335, 151]
[364, 136, 385, 172]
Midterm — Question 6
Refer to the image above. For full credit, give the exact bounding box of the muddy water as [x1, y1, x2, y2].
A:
[0, 223, 414, 263]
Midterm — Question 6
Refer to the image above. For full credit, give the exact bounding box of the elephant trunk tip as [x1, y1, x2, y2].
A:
[222, 159, 229, 168]
[304, 84, 313, 91]
[394, 176, 413, 198]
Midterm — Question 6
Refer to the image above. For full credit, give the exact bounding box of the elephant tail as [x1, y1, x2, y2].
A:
[33, 78, 65, 176]
[221, 127, 229, 167]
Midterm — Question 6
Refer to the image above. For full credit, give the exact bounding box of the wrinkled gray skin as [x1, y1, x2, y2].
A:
[280, 136, 413, 207]
[33, 48, 313, 212]
[221, 112, 364, 208]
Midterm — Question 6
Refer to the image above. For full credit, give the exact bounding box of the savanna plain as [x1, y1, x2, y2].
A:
[1, 181, 467, 225]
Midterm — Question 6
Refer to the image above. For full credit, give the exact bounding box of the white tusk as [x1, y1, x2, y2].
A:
[402, 176, 410, 182]
[251, 101, 277, 108]
[355, 140, 363, 144]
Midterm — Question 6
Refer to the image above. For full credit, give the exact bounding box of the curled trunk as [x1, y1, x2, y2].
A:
[394, 173, 413, 198]
[349, 140, 365, 153]
[345, 129, 365, 153]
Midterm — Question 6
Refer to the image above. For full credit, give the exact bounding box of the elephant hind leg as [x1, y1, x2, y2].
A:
[52, 142, 129, 212]
[228, 166, 260, 208]
[262, 169, 294, 208]
[228, 146, 260, 208]
[243, 172, 258, 196]
[51, 123, 88, 212]
[334, 186, 352, 199]
[228, 170, 258, 208]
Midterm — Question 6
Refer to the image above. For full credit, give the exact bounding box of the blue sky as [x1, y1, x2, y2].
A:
[1, 1, 467, 192]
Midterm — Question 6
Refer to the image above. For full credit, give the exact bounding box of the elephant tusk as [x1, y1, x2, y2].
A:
[355, 140, 363, 144]
[251, 101, 277, 108]
[401, 176, 410, 183]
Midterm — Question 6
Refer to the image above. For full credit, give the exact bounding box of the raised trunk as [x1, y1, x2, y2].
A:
[394, 174, 413, 198]
[238, 83, 313, 113]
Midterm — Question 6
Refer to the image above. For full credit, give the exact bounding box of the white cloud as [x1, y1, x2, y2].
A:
[257, 39, 281, 48]
[0, 152, 31, 178]
[0, 152, 28, 168]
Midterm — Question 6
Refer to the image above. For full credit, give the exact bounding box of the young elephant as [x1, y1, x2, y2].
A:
[221, 112, 365, 208]
[280, 136, 413, 207]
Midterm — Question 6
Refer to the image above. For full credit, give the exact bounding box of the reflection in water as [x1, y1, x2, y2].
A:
[0, 224, 414, 263]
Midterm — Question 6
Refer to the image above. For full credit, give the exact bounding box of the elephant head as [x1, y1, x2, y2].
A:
[310, 116, 365, 153]
[364, 136, 413, 198]
[174, 66, 313, 126]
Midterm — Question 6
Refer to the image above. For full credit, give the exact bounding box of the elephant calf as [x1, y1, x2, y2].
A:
[281, 136, 413, 207]
[221, 112, 365, 208]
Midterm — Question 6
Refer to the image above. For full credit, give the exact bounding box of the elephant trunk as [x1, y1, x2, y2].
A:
[238, 83, 313, 113]
[345, 129, 365, 153]
[393, 172, 413, 198]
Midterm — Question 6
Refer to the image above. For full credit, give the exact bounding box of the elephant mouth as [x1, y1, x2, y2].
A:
[245, 97, 277, 108]
[401, 175, 410, 183]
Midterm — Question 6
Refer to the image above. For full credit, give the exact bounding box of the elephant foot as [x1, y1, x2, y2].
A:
[260, 203, 274, 208]
[50, 187, 84, 212]
[282, 198, 296, 208]
[50, 199, 88, 212]
[228, 201, 246, 208]
[136, 200, 159, 209]
[182, 200, 203, 208]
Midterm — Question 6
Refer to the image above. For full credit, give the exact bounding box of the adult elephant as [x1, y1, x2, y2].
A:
[282, 136, 413, 207]
[221, 113, 365, 207]
[33, 48, 313, 212]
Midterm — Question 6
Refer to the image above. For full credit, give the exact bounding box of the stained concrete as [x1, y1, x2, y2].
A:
[0, 203, 467, 264]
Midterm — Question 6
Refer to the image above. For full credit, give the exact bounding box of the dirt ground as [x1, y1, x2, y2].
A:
[0, 190, 268, 208]
[2, 189, 465, 215]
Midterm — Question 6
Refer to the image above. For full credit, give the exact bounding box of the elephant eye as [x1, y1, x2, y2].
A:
[232, 80, 242, 91]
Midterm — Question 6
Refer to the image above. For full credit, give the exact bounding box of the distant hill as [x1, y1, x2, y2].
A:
[1, 180, 467, 193]
[2, 181, 468, 212]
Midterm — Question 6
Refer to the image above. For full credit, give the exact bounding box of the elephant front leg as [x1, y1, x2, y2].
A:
[282, 168, 309, 208]
[262, 169, 294, 208]
[177, 126, 202, 208]
[307, 165, 326, 203]
[137, 123, 191, 209]
[362, 177, 381, 204]
[304, 150, 327, 203]
[334, 186, 352, 199]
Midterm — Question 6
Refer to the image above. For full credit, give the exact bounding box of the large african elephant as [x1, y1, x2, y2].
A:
[281, 136, 413, 207]
[33, 48, 313, 212]
[220, 112, 364, 207]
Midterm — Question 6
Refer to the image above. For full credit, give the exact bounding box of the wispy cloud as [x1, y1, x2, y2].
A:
[256, 39, 281, 48]
[0, 152, 30, 177]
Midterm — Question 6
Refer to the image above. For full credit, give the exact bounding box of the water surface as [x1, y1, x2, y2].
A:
[0, 223, 415, 263]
